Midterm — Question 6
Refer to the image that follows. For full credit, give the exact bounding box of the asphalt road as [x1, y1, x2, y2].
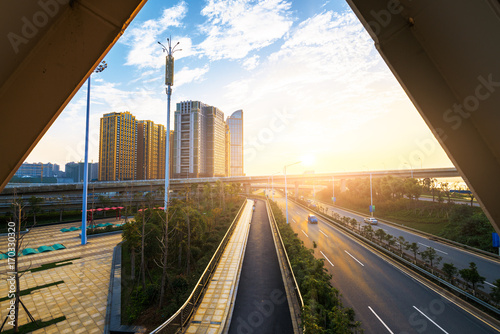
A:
[228, 199, 293, 334]
[305, 199, 500, 293]
[276, 196, 499, 333]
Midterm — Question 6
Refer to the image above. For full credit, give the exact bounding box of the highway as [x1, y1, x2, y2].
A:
[306, 198, 500, 294]
[275, 195, 499, 333]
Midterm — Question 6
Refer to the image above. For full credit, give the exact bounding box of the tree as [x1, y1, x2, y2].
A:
[397, 236, 408, 257]
[489, 279, 500, 306]
[406, 242, 420, 263]
[122, 221, 141, 281]
[385, 234, 396, 250]
[441, 263, 458, 283]
[420, 247, 442, 273]
[459, 262, 485, 295]
[375, 228, 386, 244]
[27, 196, 44, 224]
[56, 196, 68, 222]
[349, 218, 358, 231]
[361, 225, 374, 240]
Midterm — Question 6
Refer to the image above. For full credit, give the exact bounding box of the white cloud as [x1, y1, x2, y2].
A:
[121, 1, 192, 69]
[198, 0, 293, 60]
[175, 65, 210, 87]
[242, 55, 260, 70]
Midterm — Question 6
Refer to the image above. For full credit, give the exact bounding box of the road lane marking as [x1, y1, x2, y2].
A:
[344, 250, 364, 267]
[292, 218, 296, 223]
[301, 230, 309, 238]
[320, 251, 334, 267]
[368, 306, 394, 334]
[412, 306, 449, 333]
[418, 242, 448, 255]
[319, 229, 329, 238]
[485, 281, 495, 287]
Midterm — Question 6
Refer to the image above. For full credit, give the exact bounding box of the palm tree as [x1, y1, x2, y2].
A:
[406, 242, 420, 263]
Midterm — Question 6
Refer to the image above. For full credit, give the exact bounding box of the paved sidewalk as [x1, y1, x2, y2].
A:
[0, 219, 124, 333]
[185, 199, 254, 334]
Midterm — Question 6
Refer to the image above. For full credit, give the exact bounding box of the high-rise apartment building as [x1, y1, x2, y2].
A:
[137, 120, 166, 180]
[99, 112, 137, 181]
[173, 101, 205, 178]
[14, 162, 60, 178]
[65, 162, 99, 182]
[225, 124, 231, 177]
[226, 110, 244, 176]
[173, 101, 232, 178]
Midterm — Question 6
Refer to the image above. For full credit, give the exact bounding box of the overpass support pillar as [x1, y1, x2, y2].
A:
[341, 179, 347, 193]
[295, 181, 300, 199]
[244, 183, 251, 195]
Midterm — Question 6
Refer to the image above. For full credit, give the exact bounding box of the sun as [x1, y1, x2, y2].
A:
[300, 154, 316, 167]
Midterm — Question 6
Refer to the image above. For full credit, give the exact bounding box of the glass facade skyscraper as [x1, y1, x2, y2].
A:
[173, 101, 232, 178]
[227, 110, 244, 176]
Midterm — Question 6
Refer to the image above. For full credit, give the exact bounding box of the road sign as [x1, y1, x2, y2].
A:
[369, 205, 375, 213]
[493, 233, 499, 248]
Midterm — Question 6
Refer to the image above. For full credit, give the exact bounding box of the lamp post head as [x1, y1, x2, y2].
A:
[94, 60, 107, 73]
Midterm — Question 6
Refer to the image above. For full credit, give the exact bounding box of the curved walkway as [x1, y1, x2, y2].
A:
[228, 199, 293, 334]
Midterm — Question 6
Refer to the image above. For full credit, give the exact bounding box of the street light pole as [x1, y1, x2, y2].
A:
[81, 60, 107, 246]
[370, 172, 373, 217]
[332, 176, 335, 205]
[271, 171, 280, 201]
[284, 162, 301, 224]
[158, 39, 181, 210]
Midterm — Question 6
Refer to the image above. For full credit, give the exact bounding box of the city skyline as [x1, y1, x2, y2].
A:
[22, 0, 454, 177]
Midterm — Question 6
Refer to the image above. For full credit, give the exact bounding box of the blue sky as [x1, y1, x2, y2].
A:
[26, 0, 453, 175]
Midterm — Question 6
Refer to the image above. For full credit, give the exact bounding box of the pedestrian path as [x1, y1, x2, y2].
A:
[185, 199, 254, 334]
[0, 218, 125, 333]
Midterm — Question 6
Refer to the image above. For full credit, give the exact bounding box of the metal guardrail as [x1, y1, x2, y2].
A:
[150, 199, 247, 334]
[292, 198, 500, 318]
[265, 198, 304, 328]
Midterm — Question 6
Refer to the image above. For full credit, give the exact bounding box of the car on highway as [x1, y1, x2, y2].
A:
[364, 217, 378, 225]
[308, 214, 318, 224]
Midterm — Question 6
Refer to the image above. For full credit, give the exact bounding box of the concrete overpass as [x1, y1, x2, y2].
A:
[1, 1, 500, 234]
[0, 167, 458, 197]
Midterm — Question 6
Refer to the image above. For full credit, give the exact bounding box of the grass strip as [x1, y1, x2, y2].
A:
[0, 280, 64, 303]
[1, 316, 66, 334]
